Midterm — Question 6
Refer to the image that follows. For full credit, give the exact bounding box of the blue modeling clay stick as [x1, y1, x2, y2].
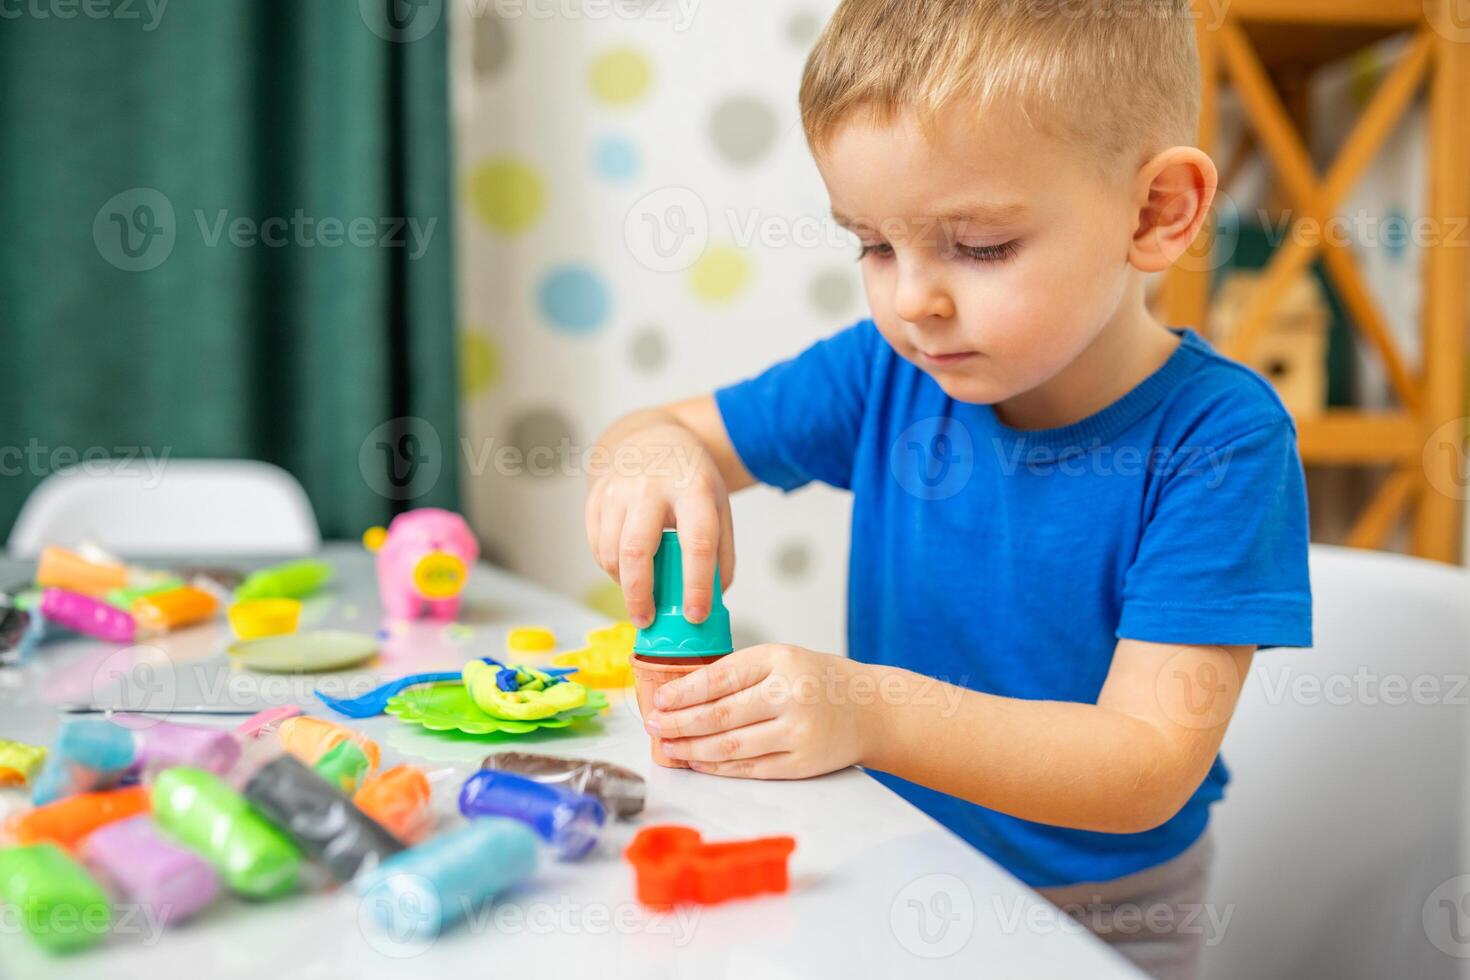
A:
[356, 817, 538, 940]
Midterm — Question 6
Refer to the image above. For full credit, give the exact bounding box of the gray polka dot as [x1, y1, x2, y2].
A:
[473, 11, 511, 79]
[810, 269, 858, 315]
[774, 541, 813, 581]
[710, 97, 779, 167]
[629, 326, 668, 372]
[508, 408, 575, 477]
[785, 10, 822, 46]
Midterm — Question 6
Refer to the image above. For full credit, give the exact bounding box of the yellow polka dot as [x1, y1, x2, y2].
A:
[589, 48, 651, 106]
[466, 158, 546, 234]
[460, 330, 502, 398]
[689, 246, 751, 304]
[581, 580, 628, 621]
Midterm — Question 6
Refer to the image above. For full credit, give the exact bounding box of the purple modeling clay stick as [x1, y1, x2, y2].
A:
[81, 815, 221, 926]
[113, 717, 243, 776]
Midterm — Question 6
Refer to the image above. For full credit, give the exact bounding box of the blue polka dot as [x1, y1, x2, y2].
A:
[593, 136, 640, 182]
[538, 265, 611, 333]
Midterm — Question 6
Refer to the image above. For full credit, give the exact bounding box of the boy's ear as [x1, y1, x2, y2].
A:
[1128, 147, 1218, 274]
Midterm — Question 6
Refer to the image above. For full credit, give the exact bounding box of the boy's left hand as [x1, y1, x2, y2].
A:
[642, 644, 874, 779]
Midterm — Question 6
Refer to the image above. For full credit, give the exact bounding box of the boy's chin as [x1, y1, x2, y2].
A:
[922, 369, 1014, 406]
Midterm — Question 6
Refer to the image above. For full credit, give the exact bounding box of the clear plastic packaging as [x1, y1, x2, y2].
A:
[458, 769, 605, 860]
[242, 755, 404, 883]
[355, 817, 537, 941]
[481, 751, 645, 819]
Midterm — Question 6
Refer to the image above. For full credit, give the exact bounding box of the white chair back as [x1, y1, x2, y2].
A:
[1203, 545, 1470, 980]
[7, 459, 320, 557]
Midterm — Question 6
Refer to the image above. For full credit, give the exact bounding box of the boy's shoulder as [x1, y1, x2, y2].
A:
[1157, 329, 1297, 444]
[861, 320, 1297, 447]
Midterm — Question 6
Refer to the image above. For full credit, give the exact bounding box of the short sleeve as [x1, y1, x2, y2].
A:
[714, 321, 880, 492]
[1118, 419, 1313, 648]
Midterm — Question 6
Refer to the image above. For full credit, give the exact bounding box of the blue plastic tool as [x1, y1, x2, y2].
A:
[315, 659, 576, 719]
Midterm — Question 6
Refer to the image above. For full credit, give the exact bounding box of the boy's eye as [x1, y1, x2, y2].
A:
[956, 241, 1019, 263]
[857, 242, 893, 261]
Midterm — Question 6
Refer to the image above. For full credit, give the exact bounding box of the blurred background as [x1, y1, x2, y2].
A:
[1, 0, 1466, 660]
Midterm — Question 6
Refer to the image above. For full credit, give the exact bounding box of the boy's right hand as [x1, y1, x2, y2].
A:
[585, 421, 735, 629]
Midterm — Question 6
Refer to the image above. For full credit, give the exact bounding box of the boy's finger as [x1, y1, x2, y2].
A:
[584, 482, 605, 559]
[654, 649, 772, 710]
[674, 495, 720, 623]
[686, 753, 793, 780]
[619, 504, 666, 628]
[717, 504, 736, 591]
[643, 685, 778, 738]
[660, 719, 787, 763]
[596, 495, 629, 579]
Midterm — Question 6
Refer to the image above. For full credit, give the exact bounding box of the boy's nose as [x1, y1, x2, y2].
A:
[892, 267, 955, 323]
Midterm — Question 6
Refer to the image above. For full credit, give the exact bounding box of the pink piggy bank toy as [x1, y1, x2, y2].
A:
[363, 509, 479, 620]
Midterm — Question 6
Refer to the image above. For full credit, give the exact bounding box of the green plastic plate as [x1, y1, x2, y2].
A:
[385, 682, 608, 735]
[228, 630, 378, 673]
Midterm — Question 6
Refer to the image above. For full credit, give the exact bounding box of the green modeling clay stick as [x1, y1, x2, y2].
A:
[234, 560, 333, 601]
[105, 579, 184, 610]
[0, 844, 111, 954]
[313, 740, 371, 794]
[151, 767, 302, 900]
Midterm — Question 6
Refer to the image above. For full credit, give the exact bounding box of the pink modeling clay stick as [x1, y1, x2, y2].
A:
[233, 705, 303, 740]
[38, 588, 136, 644]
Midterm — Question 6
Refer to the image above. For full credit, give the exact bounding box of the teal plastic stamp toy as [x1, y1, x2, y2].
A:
[633, 530, 733, 658]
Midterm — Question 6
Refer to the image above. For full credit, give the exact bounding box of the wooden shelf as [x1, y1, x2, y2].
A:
[1224, 0, 1426, 29]
[1170, 3, 1469, 563]
[1296, 412, 1422, 464]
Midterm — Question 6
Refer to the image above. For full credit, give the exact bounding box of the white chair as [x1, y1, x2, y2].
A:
[1202, 545, 1470, 980]
[7, 460, 321, 557]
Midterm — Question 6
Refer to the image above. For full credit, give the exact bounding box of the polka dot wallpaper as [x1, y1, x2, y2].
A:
[452, 2, 859, 655]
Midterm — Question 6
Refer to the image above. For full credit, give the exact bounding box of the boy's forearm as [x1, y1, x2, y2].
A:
[859, 665, 1198, 835]
[594, 397, 755, 494]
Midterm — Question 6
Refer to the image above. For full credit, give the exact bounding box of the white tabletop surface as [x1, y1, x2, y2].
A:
[0, 545, 1140, 979]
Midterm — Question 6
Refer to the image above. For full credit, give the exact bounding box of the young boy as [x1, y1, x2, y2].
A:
[587, 2, 1311, 976]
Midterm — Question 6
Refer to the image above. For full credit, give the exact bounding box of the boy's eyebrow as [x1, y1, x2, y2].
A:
[935, 204, 1029, 224]
[831, 204, 1029, 230]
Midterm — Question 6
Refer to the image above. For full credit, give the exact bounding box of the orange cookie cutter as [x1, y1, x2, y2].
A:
[625, 825, 795, 907]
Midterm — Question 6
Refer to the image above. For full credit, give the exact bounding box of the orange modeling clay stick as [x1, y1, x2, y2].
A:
[132, 586, 220, 633]
[6, 785, 152, 849]
[354, 765, 432, 842]
[35, 546, 128, 598]
[277, 716, 381, 771]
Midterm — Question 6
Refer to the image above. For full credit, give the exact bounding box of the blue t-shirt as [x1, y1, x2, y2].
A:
[714, 321, 1312, 888]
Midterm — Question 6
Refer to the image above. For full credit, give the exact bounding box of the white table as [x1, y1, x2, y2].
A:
[0, 546, 1140, 979]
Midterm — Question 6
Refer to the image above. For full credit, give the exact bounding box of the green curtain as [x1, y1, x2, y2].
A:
[0, 0, 460, 540]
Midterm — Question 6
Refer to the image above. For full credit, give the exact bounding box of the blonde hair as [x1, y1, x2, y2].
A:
[800, 0, 1201, 162]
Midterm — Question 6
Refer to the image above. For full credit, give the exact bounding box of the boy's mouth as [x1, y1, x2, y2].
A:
[918, 350, 977, 368]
